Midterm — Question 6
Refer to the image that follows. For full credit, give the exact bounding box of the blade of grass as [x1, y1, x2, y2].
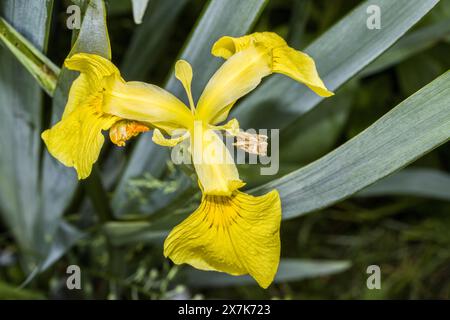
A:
[121, 0, 189, 80]
[288, 0, 311, 48]
[0, 17, 59, 96]
[0, 0, 54, 272]
[357, 168, 450, 201]
[131, 0, 151, 24]
[361, 19, 450, 77]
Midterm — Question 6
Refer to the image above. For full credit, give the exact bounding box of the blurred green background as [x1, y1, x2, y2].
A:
[0, 0, 449, 299]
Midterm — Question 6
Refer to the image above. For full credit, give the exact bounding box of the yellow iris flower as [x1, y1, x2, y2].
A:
[42, 32, 332, 288]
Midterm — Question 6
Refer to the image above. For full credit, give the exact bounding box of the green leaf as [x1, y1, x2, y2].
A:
[39, 222, 84, 271]
[131, 0, 151, 24]
[103, 221, 168, 246]
[69, 0, 111, 59]
[357, 168, 450, 201]
[253, 71, 450, 220]
[104, 188, 198, 246]
[0, 0, 53, 271]
[288, 0, 311, 48]
[232, 0, 440, 130]
[121, 0, 189, 79]
[23, 222, 85, 286]
[280, 83, 354, 164]
[107, 0, 132, 16]
[396, 53, 444, 96]
[361, 19, 450, 77]
[0, 17, 59, 96]
[113, 0, 268, 217]
[103, 204, 193, 246]
[185, 259, 351, 288]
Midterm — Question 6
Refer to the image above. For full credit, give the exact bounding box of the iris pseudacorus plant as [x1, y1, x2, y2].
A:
[42, 32, 333, 288]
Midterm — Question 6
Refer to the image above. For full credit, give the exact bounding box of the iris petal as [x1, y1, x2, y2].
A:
[175, 60, 195, 111]
[103, 81, 193, 134]
[164, 189, 281, 288]
[42, 104, 118, 179]
[211, 32, 333, 98]
[196, 46, 272, 125]
[272, 46, 334, 97]
[191, 126, 244, 196]
[64, 53, 121, 91]
[42, 53, 123, 179]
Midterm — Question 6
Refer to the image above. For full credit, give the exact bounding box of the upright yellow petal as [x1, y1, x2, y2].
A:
[196, 46, 272, 125]
[103, 81, 194, 134]
[191, 125, 244, 196]
[212, 32, 333, 97]
[175, 60, 195, 112]
[164, 190, 281, 289]
[42, 105, 118, 179]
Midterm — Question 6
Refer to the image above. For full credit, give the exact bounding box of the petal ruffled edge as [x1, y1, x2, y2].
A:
[211, 32, 333, 98]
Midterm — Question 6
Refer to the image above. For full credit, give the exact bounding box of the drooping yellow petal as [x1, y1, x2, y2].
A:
[43, 54, 120, 179]
[191, 124, 244, 196]
[102, 81, 194, 135]
[152, 128, 189, 147]
[109, 120, 150, 147]
[42, 104, 118, 179]
[60, 53, 122, 119]
[61, 74, 91, 118]
[212, 32, 333, 98]
[42, 53, 124, 179]
[272, 46, 333, 97]
[196, 46, 272, 125]
[164, 189, 281, 289]
[175, 60, 195, 112]
[64, 53, 121, 94]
